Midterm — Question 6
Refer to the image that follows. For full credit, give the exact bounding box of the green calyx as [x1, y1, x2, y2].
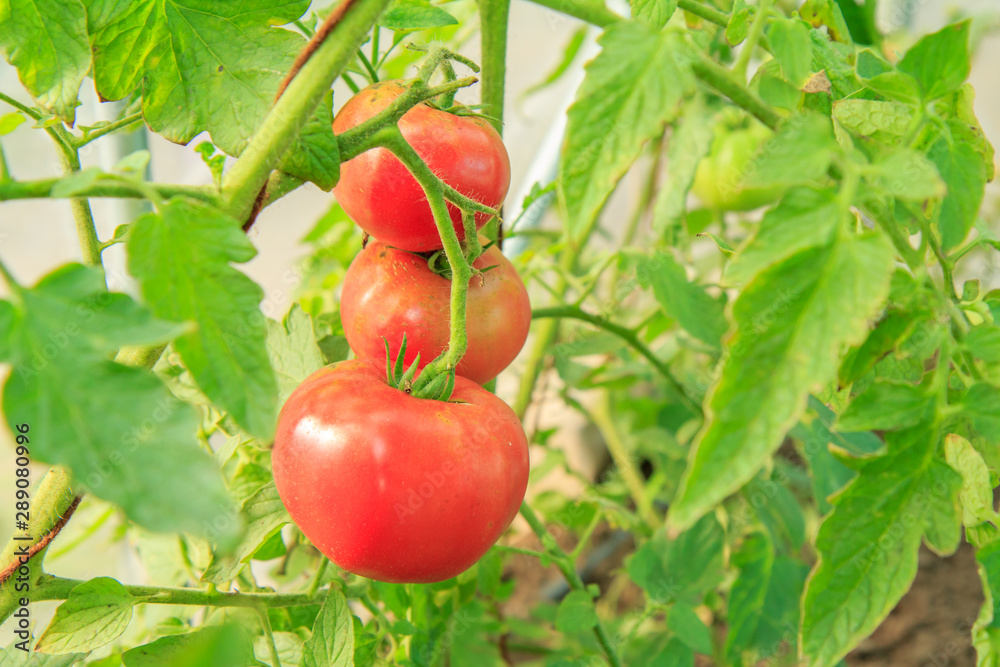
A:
[384, 334, 456, 401]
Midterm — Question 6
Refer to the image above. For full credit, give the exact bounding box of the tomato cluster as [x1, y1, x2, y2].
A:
[272, 82, 531, 583]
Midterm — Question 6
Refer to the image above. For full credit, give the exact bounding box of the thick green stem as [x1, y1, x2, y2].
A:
[257, 605, 283, 667]
[677, 0, 729, 26]
[519, 501, 623, 667]
[0, 469, 79, 622]
[74, 113, 145, 148]
[32, 575, 324, 609]
[531, 306, 701, 415]
[733, 0, 773, 81]
[476, 0, 510, 130]
[523, 0, 620, 27]
[691, 57, 782, 130]
[0, 177, 217, 204]
[375, 127, 472, 391]
[221, 0, 392, 220]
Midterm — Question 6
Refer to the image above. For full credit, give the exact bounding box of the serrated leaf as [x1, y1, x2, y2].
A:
[743, 113, 838, 190]
[652, 100, 714, 232]
[555, 590, 599, 634]
[0, 0, 90, 123]
[838, 307, 922, 385]
[944, 434, 995, 527]
[767, 17, 813, 86]
[266, 305, 325, 406]
[127, 199, 278, 439]
[629, 0, 677, 29]
[302, 589, 354, 667]
[928, 132, 988, 250]
[724, 531, 773, 661]
[836, 380, 934, 432]
[968, 325, 1000, 364]
[726, 0, 752, 45]
[254, 631, 304, 667]
[627, 514, 725, 605]
[636, 252, 727, 348]
[669, 228, 894, 530]
[668, 603, 712, 654]
[962, 383, 1000, 443]
[799, 0, 850, 43]
[202, 482, 289, 584]
[725, 187, 842, 286]
[897, 20, 971, 101]
[832, 99, 913, 140]
[800, 424, 962, 667]
[872, 149, 946, 202]
[379, 0, 458, 31]
[122, 625, 254, 667]
[85, 0, 336, 188]
[1, 264, 234, 537]
[811, 31, 861, 99]
[559, 23, 694, 239]
[36, 578, 134, 654]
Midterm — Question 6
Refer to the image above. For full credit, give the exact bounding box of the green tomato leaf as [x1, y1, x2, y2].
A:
[1, 264, 233, 537]
[379, 0, 458, 31]
[85, 0, 337, 188]
[974, 540, 1000, 662]
[559, 22, 694, 240]
[811, 31, 861, 99]
[127, 199, 278, 439]
[744, 473, 806, 551]
[743, 113, 838, 190]
[800, 425, 962, 667]
[832, 99, 913, 141]
[967, 325, 1000, 364]
[668, 603, 712, 655]
[555, 590, 599, 634]
[928, 130, 988, 250]
[0, 112, 26, 136]
[201, 482, 289, 584]
[724, 531, 773, 662]
[627, 514, 725, 605]
[799, 0, 851, 43]
[629, 0, 677, 29]
[767, 17, 813, 87]
[669, 226, 894, 530]
[725, 187, 841, 285]
[652, 99, 714, 233]
[122, 625, 255, 667]
[636, 252, 727, 349]
[302, 588, 354, 667]
[838, 307, 924, 385]
[897, 20, 971, 101]
[254, 632, 304, 667]
[872, 149, 946, 202]
[0, 0, 90, 123]
[726, 0, 752, 46]
[944, 434, 996, 527]
[35, 578, 134, 655]
[961, 383, 1000, 443]
[266, 305, 325, 407]
[836, 380, 934, 432]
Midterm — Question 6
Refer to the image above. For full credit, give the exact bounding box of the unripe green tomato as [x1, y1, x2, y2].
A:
[691, 121, 784, 212]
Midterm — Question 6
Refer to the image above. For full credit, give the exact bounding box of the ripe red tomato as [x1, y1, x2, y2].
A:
[332, 80, 511, 252]
[339, 239, 531, 385]
[271, 359, 529, 583]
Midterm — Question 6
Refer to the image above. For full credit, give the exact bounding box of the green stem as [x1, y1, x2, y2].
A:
[733, 0, 773, 81]
[257, 605, 283, 667]
[476, 0, 510, 130]
[58, 149, 102, 267]
[569, 510, 603, 562]
[691, 57, 782, 130]
[74, 112, 144, 148]
[917, 215, 958, 300]
[0, 91, 76, 156]
[523, 0, 620, 27]
[0, 177, 219, 203]
[519, 501, 623, 667]
[531, 305, 701, 415]
[677, 0, 730, 26]
[375, 127, 472, 392]
[221, 0, 393, 220]
[32, 575, 325, 608]
[591, 396, 660, 531]
[0, 141, 10, 182]
[307, 559, 329, 598]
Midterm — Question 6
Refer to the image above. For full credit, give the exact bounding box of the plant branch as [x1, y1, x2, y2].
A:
[522, 0, 621, 27]
[677, 0, 729, 26]
[0, 177, 218, 204]
[531, 305, 701, 415]
[0, 91, 76, 157]
[476, 0, 511, 130]
[733, 0, 772, 81]
[74, 113, 145, 148]
[691, 57, 782, 130]
[519, 501, 623, 667]
[222, 0, 392, 221]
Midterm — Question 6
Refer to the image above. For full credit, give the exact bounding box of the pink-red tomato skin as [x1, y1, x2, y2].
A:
[332, 80, 511, 252]
[271, 359, 529, 584]
[339, 239, 530, 385]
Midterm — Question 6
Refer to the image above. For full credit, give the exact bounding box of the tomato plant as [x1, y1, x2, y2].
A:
[272, 359, 529, 583]
[1, 0, 999, 666]
[340, 238, 530, 384]
[333, 80, 511, 252]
